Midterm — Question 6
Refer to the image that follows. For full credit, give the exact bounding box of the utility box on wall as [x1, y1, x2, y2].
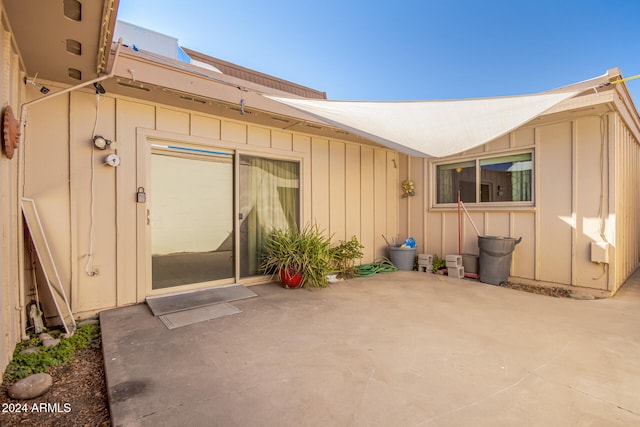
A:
[591, 241, 610, 264]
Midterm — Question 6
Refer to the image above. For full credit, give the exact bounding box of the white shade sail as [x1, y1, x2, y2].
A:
[265, 71, 621, 158]
[266, 91, 581, 158]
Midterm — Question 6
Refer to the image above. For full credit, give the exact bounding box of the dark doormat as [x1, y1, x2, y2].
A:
[146, 284, 257, 316]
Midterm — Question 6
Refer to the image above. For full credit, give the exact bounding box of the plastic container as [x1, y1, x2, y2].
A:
[388, 245, 416, 271]
[461, 254, 479, 274]
[478, 236, 522, 285]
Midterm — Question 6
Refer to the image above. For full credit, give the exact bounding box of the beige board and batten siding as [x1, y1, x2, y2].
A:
[396, 155, 426, 258]
[612, 112, 640, 291]
[23, 90, 399, 314]
[0, 7, 26, 376]
[401, 109, 638, 295]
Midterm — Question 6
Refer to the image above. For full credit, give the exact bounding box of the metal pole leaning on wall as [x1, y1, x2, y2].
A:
[460, 200, 481, 236]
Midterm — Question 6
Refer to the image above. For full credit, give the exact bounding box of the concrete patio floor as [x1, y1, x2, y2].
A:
[100, 270, 640, 426]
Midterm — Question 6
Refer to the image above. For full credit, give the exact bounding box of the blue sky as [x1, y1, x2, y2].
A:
[116, 0, 640, 103]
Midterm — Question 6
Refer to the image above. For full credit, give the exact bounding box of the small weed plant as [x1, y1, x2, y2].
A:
[432, 255, 447, 271]
[3, 324, 101, 382]
[330, 236, 365, 277]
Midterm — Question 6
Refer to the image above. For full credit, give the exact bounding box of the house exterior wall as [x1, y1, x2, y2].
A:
[0, 8, 26, 377]
[401, 109, 640, 296]
[398, 155, 426, 252]
[612, 113, 640, 291]
[23, 88, 399, 316]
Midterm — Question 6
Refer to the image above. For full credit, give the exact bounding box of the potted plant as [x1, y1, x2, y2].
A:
[329, 235, 364, 279]
[260, 224, 333, 289]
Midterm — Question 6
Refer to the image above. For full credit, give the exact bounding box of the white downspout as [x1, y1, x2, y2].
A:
[16, 39, 123, 339]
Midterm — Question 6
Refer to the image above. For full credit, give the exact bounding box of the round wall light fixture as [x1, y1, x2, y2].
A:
[93, 135, 111, 150]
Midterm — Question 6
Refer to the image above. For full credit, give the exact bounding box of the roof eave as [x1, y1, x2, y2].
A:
[102, 46, 374, 146]
[3, 0, 120, 83]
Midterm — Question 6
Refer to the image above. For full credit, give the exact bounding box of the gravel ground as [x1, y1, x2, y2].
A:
[0, 343, 110, 426]
[502, 281, 573, 298]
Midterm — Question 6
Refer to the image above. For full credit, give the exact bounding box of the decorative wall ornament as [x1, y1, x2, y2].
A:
[2, 105, 21, 159]
[401, 179, 415, 197]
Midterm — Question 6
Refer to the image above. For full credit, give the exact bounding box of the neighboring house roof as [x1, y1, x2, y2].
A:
[112, 21, 326, 99]
[183, 47, 327, 100]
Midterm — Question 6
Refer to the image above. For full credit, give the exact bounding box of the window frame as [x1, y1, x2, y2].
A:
[432, 150, 535, 208]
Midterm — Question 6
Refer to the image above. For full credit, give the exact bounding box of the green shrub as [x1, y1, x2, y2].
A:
[3, 324, 101, 382]
[330, 235, 364, 277]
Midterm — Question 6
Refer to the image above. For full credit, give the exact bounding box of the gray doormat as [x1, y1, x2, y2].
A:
[159, 303, 241, 329]
[146, 285, 257, 316]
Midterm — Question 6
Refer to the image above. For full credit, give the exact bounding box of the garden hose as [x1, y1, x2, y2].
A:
[356, 257, 398, 277]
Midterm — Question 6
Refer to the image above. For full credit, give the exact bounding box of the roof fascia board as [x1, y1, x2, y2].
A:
[111, 50, 330, 124]
[97, 0, 120, 74]
[612, 86, 640, 139]
[541, 90, 615, 116]
[541, 86, 640, 140]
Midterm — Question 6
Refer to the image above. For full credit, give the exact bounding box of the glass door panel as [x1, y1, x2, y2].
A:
[150, 148, 234, 290]
[238, 155, 300, 278]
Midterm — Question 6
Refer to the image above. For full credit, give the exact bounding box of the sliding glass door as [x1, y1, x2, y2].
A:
[146, 145, 300, 292]
[238, 155, 300, 278]
[150, 147, 234, 290]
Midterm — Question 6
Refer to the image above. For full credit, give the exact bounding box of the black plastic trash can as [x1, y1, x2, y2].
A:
[478, 236, 522, 285]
